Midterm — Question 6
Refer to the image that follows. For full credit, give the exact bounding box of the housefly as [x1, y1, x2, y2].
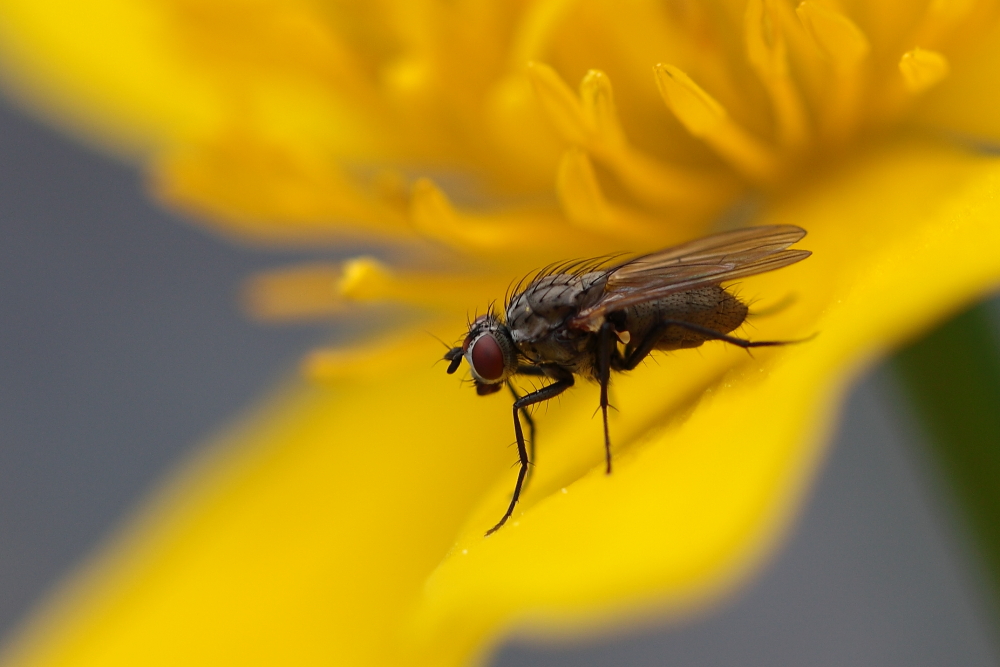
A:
[443, 225, 811, 535]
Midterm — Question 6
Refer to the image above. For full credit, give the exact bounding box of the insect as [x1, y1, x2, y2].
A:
[443, 225, 811, 535]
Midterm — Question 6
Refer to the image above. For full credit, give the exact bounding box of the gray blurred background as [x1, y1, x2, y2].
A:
[0, 94, 997, 666]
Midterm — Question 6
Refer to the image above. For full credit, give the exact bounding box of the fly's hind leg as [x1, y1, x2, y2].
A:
[619, 318, 807, 371]
[486, 369, 574, 536]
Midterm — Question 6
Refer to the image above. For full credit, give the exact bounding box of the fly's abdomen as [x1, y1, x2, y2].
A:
[621, 286, 748, 351]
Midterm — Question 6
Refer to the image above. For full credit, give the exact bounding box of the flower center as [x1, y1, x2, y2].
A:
[191, 0, 996, 346]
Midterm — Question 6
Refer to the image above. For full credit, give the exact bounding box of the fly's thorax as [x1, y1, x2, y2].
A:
[504, 271, 606, 373]
[462, 315, 518, 385]
[506, 271, 607, 342]
[622, 286, 749, 350]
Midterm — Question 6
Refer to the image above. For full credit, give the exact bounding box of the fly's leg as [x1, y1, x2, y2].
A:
[596, 321, 616, 474]
[620, 319, 803, 371]
[486, 372, 574, 536]
[510, 364, 549, 470]
[506, 382, 536, 477]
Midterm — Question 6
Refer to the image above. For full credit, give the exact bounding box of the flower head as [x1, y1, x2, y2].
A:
[2, 1, 1000, 666]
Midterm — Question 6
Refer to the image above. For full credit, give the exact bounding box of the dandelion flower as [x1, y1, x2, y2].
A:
[1, 1, 1000, 666]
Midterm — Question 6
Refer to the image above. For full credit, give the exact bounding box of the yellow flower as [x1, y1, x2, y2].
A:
[1, 1, 1000, 666]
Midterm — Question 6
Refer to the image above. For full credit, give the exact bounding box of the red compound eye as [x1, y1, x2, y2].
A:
[470, 333, 505, 381]
[463, 315, 489, 353]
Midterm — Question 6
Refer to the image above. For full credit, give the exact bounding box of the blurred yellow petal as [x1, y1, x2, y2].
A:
[797, 2, 871, 67]
[243, 258, 498, 322]
[0, 333, 515, 667]
[744, 0, 809, 150]
[913, 18, 1000, 143]
[796, 1, 871, 143]
[4, 139, 1000, 667]
[527, 62, 733, 209]
[653, 64, 780, 183]
[554, 148, 698, 240]
[151, 132, 411, 245]
[0, 0, 216, 153]
[407, 178, 606, 259]
[899, 47, 950, 94]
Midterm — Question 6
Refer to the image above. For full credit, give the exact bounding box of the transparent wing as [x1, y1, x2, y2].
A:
[571, 225, 810, 329]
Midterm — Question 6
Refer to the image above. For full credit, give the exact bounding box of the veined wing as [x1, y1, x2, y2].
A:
[571, 225, 810, 330]
[607, 225, 806, 286]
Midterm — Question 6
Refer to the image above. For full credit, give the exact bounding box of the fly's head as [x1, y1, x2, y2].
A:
[444, 314, 518, 395]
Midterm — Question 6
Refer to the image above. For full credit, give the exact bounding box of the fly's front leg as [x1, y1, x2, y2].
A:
[486, 371, 574, 536]
[596, 321, 616, 474]
[510, 364, 548, 468]
[506, 382, 535, 474]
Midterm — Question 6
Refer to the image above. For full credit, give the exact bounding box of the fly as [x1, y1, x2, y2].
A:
[443, 225, 811, 535]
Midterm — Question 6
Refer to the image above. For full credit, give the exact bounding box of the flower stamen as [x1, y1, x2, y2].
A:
[152, 132, 409, 242]
[899, 48, 951, 94]
[409, 178, 576, 252]
[796, 1, 870, 146]
[556, 148, 696, 240]
[911, 0, 979, 48]
[244, 264, 345, 321]
[528, 63, 735, 208]
[653, 63, 781, 184]
[745, 0, 809, 151]
[345, 256, 494, 307]
[795, 2, 871, 67]
[244, 258, 492, 322]
[506, 0, 580, 70]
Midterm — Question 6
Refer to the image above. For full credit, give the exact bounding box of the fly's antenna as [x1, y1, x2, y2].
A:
[428, 331, 464, 373]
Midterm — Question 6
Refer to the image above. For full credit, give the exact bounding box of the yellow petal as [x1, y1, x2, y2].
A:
[525, 61, 592, 147]
[911, 0, 981, 49]
[795, 2, 874, 145]
[408, 178, 611, 259]
[0, 337, 515, 667]
[653, 64, 781, 183]
[5, 140, 1000, 667]
[529, 62, 738, 208]
[244, 258, 496, 322]
[744, 0, 810, 150]
[913, 18, 1000, 143]
[408, 139, 1000, 659]
[899, 48, 950, 95]
[0, 0, 382, 158]
[796, 1, 870, 66]
[555, 148, 697, 240]
[243, 263, 346, 321]
[0, 0, 220, 154]
[152, 133, 411, 245]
